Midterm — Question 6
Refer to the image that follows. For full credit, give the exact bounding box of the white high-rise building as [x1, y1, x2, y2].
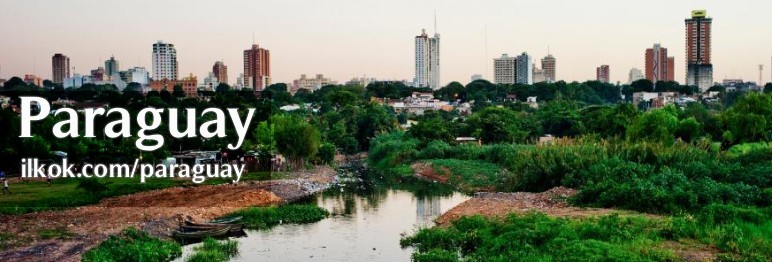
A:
[493, 54, 517, 84]
[414, 29, 440, 89]
[628, 68, 644, 84]
[516, 52, 533, 85]
[152, 41, 178, 80]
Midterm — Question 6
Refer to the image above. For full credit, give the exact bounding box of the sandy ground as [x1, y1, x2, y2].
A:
[0, 166, 337, 262]
[434, 187, 635, 226]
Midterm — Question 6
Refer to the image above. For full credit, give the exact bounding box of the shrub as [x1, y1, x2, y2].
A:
[402, 213, 680, 261]
[77, 178, 109, 195]
[419, 140, 451, 159]
[224, 205, 329, 230]
[82, 228, 181, 262]
[411, 249, 458, 262]
[185, 238, 239, 262]
[697, 204, 770, 225]
[316, 142, 336, 164]
[368, 132, 419, 171]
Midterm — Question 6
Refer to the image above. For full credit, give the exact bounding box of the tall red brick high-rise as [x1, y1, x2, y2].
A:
[52, 53, 70, 84]
[212, 61, 228, 85]
[685, 10, 713, 91]
[596, 65, 610, 83]
[645, 44, 675, 83]
[243, 44, 270, 91]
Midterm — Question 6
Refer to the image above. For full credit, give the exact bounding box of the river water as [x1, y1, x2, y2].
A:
[178, 170, 470, 262]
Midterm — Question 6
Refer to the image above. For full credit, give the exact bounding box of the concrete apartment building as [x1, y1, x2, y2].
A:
[645, 44, 675, 83]
[52, 53, 70, 84]
[685, 10, 713, 91]
[414, 29, 441, 89]
[244, 44, 270, 91]
[596, 65, 610, 83]
[152, 41, 178, 80]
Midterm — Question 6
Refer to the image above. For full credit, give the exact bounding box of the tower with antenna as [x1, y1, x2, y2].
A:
[760, 64, 764, 86]
[414, 11, 441, 89]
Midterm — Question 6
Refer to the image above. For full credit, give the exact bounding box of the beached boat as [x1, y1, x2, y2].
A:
[172, 227, 229, 240]
[180, 223, 245, 233]
[208, 216, 243, 224]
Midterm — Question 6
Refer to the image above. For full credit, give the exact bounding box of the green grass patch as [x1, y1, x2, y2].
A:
[38, 227, 73, 240]
[0, 178, 184, 215]
[726, 142, 772, 158]
[427, 159, 504, 192]
[223, 204, 330, 230]
[402, 207, 772, 261]
[81, 227, 181, 262]
[185, 237, 239, 262]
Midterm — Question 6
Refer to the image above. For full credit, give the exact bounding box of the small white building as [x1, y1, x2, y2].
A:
[202, 72, 219, 91]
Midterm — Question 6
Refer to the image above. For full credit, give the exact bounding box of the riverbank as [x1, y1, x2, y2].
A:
[434, 187, 655, 226]
[0, 166, 338, 262]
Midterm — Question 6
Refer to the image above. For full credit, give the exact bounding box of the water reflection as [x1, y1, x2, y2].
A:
[177, 169, 470, 262]
[416, 196, 443, 228]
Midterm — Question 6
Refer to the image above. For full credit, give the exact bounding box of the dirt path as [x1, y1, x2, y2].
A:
[435, 187, 652, 226]
[0, 166, 337, 262]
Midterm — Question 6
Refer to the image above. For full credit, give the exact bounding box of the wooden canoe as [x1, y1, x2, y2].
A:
[172, 227, 229, 240]
[208, 216, 243, 224]
[181, 223, 245, 233]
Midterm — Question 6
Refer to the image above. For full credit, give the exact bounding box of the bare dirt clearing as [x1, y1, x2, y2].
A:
[0, 166, 336, 262]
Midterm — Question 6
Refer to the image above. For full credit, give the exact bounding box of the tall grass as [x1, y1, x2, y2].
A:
[185, 237, 239, 262]
[402, 207, 771, 261]
[369, 133, 771, 215]
[81, 228, 181, 262]
[223, 204, 329, 230]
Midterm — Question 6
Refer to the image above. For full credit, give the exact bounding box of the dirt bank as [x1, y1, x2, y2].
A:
[0, 166, 337, 262]
[435, 187, 650, 226]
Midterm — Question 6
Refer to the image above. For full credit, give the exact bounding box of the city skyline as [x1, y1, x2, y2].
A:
[1, 0, 771, 86]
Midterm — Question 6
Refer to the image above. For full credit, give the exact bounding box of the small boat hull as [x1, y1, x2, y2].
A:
[181, 223, 245, 233]
[208, 216, 243, 224]
[173, 227, 230, 240]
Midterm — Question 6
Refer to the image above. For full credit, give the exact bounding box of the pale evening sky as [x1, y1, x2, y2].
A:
[0, 0, 770, 86]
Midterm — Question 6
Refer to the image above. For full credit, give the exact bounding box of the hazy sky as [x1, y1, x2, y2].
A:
[1, 0, 770, 86]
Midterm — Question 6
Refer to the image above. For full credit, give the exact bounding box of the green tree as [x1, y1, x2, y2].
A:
[252, 121, 276, 151]
[316, 143, 336, 164]
[466, 107, 527, 144]
[676, 117, 702, 143]
[680, 103, 722, 141]
[273, 115, 321, 167]
[537, 99, 586, 137]
[627, 106, 679, 145]
[722, 92, 771, 144]
[630, 79, 655, 93]
[172, 84, 185, 98]
[582, 104, 639, 138]
[434, 81, 465, 101]
[20, 136, 51, 159]
[215, 83, 231, 93]
[407, 117, 454, 146]
[355, 103, 397, 150]
[3, 77, 27, 89]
